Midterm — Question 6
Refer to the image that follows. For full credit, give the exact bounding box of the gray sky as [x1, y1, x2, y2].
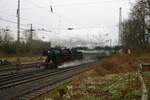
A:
[0, 0, 135, 46]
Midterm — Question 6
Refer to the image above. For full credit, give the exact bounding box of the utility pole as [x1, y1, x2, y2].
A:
[0, 28, 2, 43]
[119, 7, 122, 46]
[29, 24, 35, 42]
[30, 24, 33, 41]
[110, 39, 112, 47]
[17, 0, 20, 43]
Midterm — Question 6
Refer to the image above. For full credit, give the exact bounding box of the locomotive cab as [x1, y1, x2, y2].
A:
[44, 50, 57, 69]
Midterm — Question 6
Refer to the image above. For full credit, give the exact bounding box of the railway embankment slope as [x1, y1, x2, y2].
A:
[35, 54, 150, 100]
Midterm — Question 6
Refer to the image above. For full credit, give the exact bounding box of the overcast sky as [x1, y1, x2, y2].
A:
[0, 0, 135, 47]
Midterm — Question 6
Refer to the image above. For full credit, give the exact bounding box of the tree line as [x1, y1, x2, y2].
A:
[0, 28, 50, 56]
[122, 0, 150, 53]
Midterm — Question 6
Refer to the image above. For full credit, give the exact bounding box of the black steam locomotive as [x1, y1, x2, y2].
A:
[43, 48, 83, 69]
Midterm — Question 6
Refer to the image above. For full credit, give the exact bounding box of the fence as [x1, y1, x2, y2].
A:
[137, 63, 150, 100]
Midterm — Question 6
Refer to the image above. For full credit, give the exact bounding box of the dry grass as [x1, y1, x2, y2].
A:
[35, 54, 150, 100]
[0, 56, 45, 65]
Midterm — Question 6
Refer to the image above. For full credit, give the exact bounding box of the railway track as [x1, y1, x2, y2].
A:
[0, 69, 43, 81]
[0, 60, 98, 100]
[0, 63, 42, 74]
[0, 69, 63, 90]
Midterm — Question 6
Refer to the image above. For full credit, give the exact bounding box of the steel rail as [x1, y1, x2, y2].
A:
[0, 69, 43, 81]
[0, 61, 97, 100]
[0, 69, 56, 85]
[0, 66, 77, 90]
[20, 64, 92, 100]
[0, 63, 41, 73]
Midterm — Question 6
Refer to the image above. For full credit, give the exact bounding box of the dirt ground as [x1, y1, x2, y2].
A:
[35, 54, 150, 100]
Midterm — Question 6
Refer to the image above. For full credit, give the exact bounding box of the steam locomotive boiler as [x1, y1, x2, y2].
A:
[43, 48, 83, 69]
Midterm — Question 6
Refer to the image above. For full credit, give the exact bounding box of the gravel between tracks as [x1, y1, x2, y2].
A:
[0, 60, 98, 100]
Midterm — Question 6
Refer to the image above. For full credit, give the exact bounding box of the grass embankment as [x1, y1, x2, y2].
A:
[143, 72, 150, 100]
[0, 56, 45, 65]
[35, 54, 150, 100]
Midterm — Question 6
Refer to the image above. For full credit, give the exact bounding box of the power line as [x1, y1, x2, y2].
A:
[53, 1, 115, 7]
[15, 1, 85, 31]
[1, 0, 115, 34]
[0, 12, 46, 29]
[25, 0, 115, 30]
[0, 17, 18, 25]
[0, 11, 32, 23]
[0, 16, 30, 32]
[25, 0, 48, 9]
[0, 17, 27, 26]
[0, 17, 58, 34]
[26, 0, 122, 8]
[24, 0, 81, 27]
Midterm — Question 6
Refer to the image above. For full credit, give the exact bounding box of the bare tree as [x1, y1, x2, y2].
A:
[0, 29, 2, 43]
[122, 0, 150, 53]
